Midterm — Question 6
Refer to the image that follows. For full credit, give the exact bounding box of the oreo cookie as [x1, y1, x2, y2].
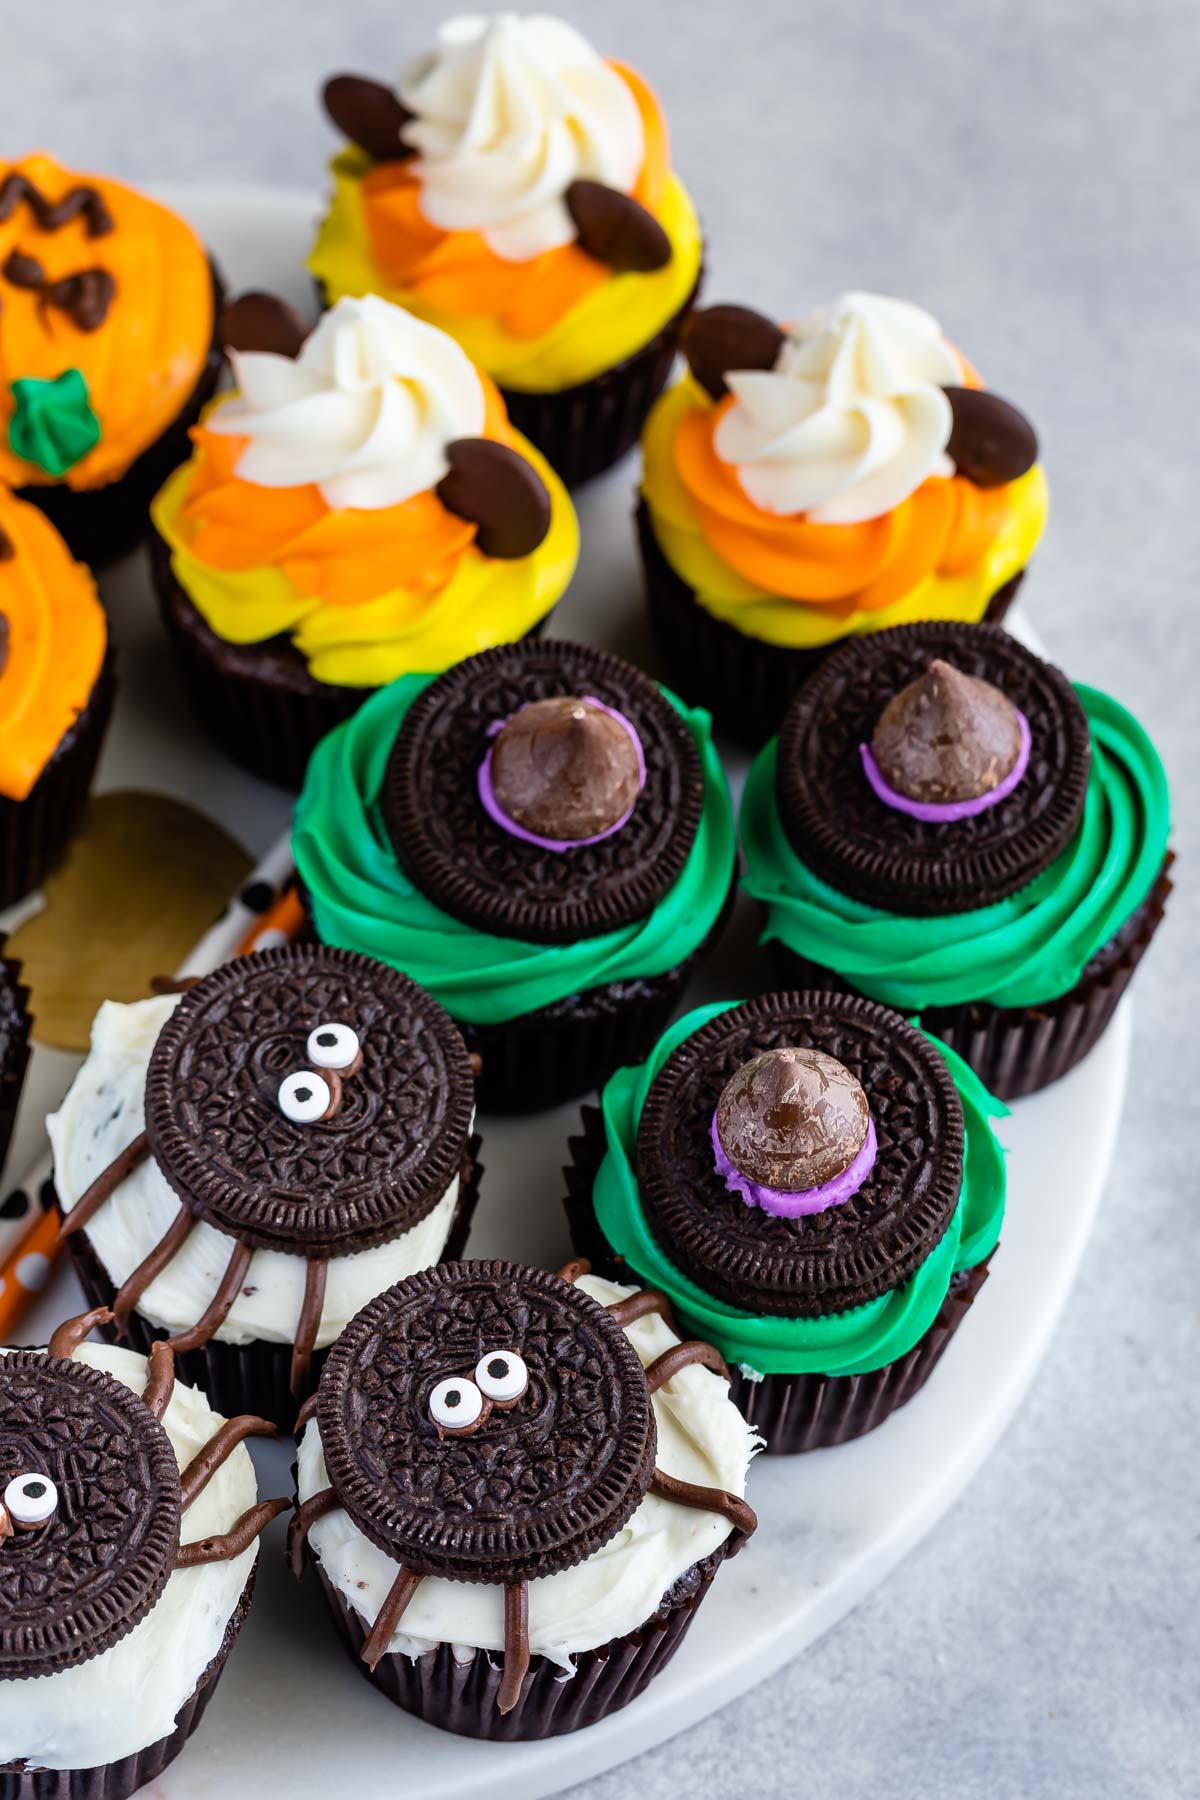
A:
[144, 944, 475, 1257]
[317, 1261, 657, 1584]
[775, 621, 1091, 915]
[381, 641, 704, 945]
[635, 992, 964, 1317]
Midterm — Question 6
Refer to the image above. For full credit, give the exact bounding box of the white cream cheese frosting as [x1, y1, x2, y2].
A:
[207, 293, 487, 509]
[297, 1272, 758, 1670]
[0, 1343, 259, 1772]
[713, 290, 964, 525]
[399, 13, 644, 261]
[49, 994, 464, 1350]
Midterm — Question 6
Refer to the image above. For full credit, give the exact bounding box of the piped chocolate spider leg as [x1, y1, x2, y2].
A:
[287, 1487, 339, 1579]
[180, 1416, 276, 1512]
[175, 1498, 289, 1568]
[556, 1257, 591, 1284]
[166, 1239, 253, 1354]
[59, 1131, 151, 1240]
[649, 1467, 757, 1539]
[47, 1305, 112, 1359]
[111, 1206, 195, 1333]
[293, 1390, 320, 1436]
[498, 1581, 531, 1714]
[148, 975, 201, 996]
[360, 1565, 423, 1671]
[141, 1340, 176, 1420]
[606, 1289, 678, 1331]
[643, 1341, 731, 1393]
[290, 1258, 328, 1399]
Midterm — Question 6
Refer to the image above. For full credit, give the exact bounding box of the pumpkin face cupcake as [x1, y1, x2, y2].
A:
[740, 622, 1173, 1098]
[151, 291, 577, 789]
[48, 945, 481, 1428]
[292, 638, 737, 1111]
[310, 13, 702, 486]
[0, 154, 221, 566]
[639, 291, 1047, 746]
[0, 486, 113, 910]
[563, 991, 1007, 1453]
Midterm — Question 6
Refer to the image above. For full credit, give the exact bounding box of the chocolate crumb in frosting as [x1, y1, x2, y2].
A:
[490, 697, 642, 842]
[871, 659, 1023, 806]
[715, 1047, 869, 1192]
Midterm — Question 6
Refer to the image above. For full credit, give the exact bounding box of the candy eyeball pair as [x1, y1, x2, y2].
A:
[277, 1023, 360, 1123]
[429, 1351, 529, 1434]
[3, 1471, 59, 1530]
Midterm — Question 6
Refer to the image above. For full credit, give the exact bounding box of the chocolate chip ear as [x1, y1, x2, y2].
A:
[436, 440, 552, 559]
[564, 180, 671, 273]
[321, 73, 415, 162]
[219, 291, 310, 359]
[943, 386, 1038, 488]
[679, 304, 785, 400]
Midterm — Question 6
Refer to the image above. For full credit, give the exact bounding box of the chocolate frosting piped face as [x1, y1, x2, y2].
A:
[943, 386, 1038, 489]
[322, 73, 415, 162]
[716, 1047, 869, 1192]
[490, 696, 642, 842]
[871, 659, 1023, 805]
[564, 180, 671, 272]
[680, 303, 786, 401]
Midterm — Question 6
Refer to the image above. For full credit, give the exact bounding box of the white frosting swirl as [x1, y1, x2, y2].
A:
[208, 294, 486, 510]
[713, 291, 963, 525]
[399, 13, 644, 261]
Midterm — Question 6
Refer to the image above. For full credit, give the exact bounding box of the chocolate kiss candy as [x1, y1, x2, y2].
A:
[220, 291, 310, 359]
[564, 180, 671, 273]
[716, 1047, 870, 1192]
[322, 73, 415, 162]
[436, 439, 551, 558]
[489, 697, 641, 841]
[872, 658, 1023, 805]
[943, 386, 1038, 489]
[680, 304, 786, 401]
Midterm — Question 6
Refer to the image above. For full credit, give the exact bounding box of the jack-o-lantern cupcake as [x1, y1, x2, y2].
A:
[309, 13, 702, 487]
[48, 945, 482, 1428]
[0, 153, 221, 566]
[0, 486, 114, 910]
[639, 291, 1048, 746]
[151, 291, 577, 789]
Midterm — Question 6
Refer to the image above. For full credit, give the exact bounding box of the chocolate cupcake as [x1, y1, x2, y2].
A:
[740, 621, 1173, 1098]
[291, 1258, 756, 1738]
[48, 945, 481, 1428]
[563, 991, 1007, 1453]
[0, 944, 30, 1177]
[309, 14, 703, 486]
[0, 1309, 284, 1798]
[0, 154, 222, 567]
[293, 638, 737, 1111]
[638, 291, 1047, 746]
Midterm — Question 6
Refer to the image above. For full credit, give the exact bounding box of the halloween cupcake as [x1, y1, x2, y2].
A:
[0, 153, 221, 567]
[293, 638, 737, 1111]
[0, 486, 114, 910]
[291, 1258, 756, 1739]
[0, 1309, 285, 1799]
[564, 991, 1006, 1453]
[151, 291, 577, 788]
[639, 291, 1047, 746]
[310, 13, 702, 486]
[740, 621, 1173, 1098]
[48, 944, 481, 1428]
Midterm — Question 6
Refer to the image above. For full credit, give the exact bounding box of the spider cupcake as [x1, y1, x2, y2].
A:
[49, 944, 481, 1427]
[291, 1258, 757, 1739]
[0, 1307, 285, 1798]
[638, 290, 1047, 746]
[310, 12, 703, 485]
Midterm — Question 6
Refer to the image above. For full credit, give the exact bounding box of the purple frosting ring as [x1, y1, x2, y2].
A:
[477, 695, 647, 853]
[710, 1112, 878, 1220]
[858, 707, 1032, 823]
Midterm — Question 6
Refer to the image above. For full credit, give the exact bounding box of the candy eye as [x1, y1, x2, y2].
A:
[278, 1070, 331, 1124]
[475, 1350, 528, 1405]
[306, 1023, 360, 1071]
[4, 1472, 58, 1528]
[429, 1376, 484, 1432]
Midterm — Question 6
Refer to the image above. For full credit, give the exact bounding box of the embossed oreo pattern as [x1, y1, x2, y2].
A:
[0, 1352, 180, 1679]
[382, 642, 704, 945]
[776, 621, 1091, 915]
[318, 1262, 657, 1583]
[636, 993, 965, 1316]
[144, 945, 475, 1256]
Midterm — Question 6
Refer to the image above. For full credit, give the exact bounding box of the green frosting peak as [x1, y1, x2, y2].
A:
[8, 370, 101, 477]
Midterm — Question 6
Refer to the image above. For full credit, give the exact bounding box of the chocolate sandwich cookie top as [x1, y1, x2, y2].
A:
[0, 1351, 180, 1679]
[317, 1261, 657, 1584]
[776, 621, 1091, 916]
[144, 944, 475, 1257]
[381, 640, 704, 945]
[636, 992, 965, 1317]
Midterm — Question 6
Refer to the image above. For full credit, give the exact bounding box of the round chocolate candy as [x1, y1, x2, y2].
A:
[871, 659, 1024, 805]
[564, 180, 671, 273]
[435, 438, 551, 560]
[680, 303, 786, 401]
[943, 386, 1038, 489]
[490, 696, 641, 843]
[716, 1046, 869, 1192]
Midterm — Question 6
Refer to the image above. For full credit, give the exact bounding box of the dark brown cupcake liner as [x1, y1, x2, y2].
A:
[766, 852, 1174, 1102]
[56, 1137, 483, 1431]
[0, 1562, 255, 1800]
[638, 496, 1025, 751]
[0, 950, 31, 1176]
[0, 653, 116, 912]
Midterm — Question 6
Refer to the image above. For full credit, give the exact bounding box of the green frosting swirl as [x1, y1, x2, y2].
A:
[293, 674, 736, 1027]
[740, 685, 1170, 1011]
[592, 1001, 1007, 1376]
[8, 370, 100, 477]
